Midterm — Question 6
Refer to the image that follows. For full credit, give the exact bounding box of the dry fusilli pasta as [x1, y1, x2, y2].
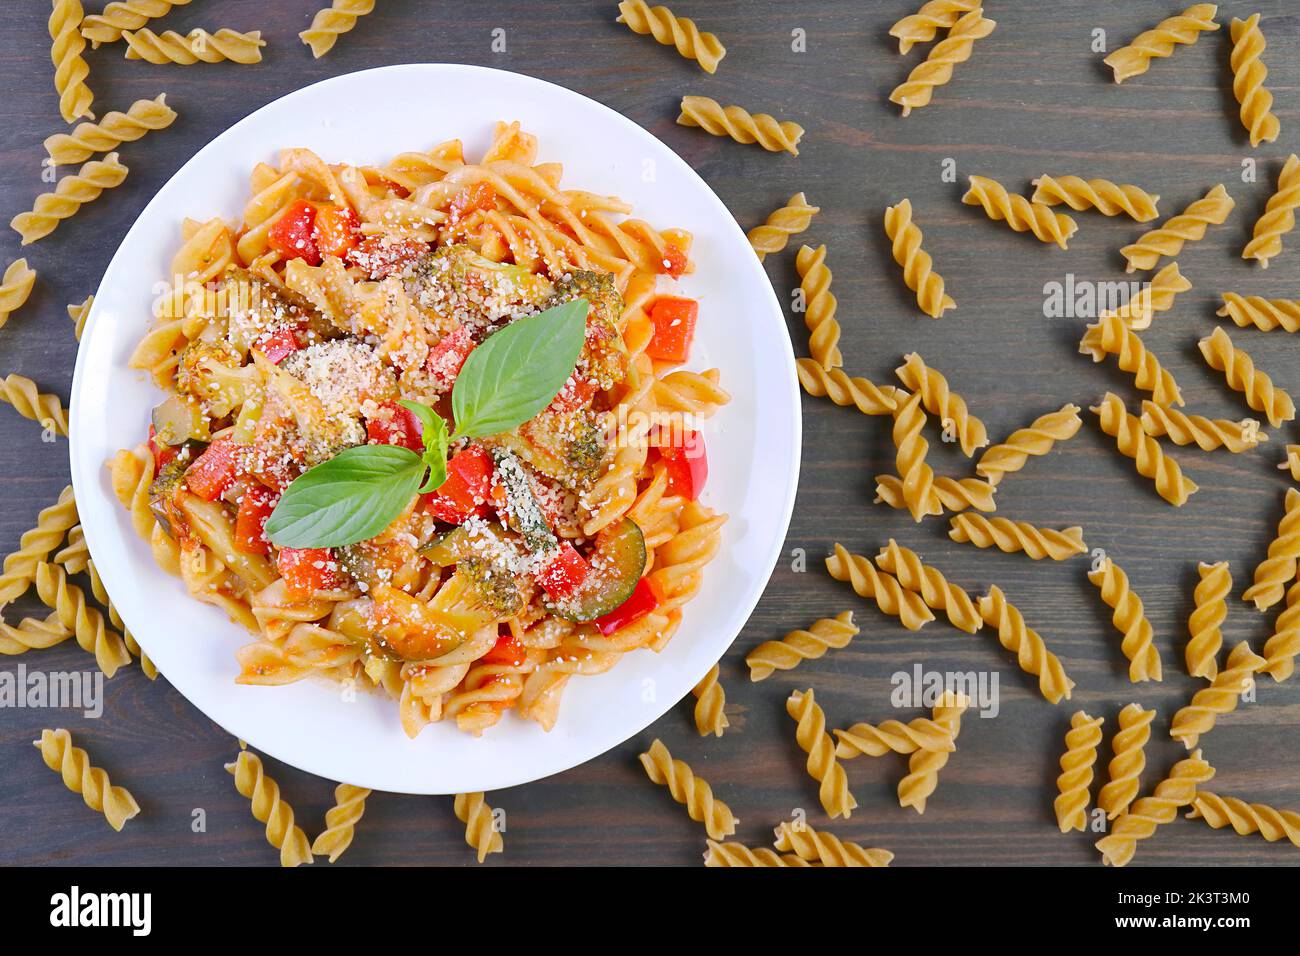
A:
[310, 784, 370, 863]
[1054, 711, 1104, 832]
[33, 729, 139, 831]
[1218, 293, 1300, 332]
[691, 663, 729, 737]
[898, 691, 966, 814]
[35, 562, 131, 678]
[45, 95, 176, 166]
[0, 374, 69, 435]
[748, 192, 818, 260]
[1187, 792, 1300, 847]
[1139, 401, 1264, 454]
[0, 486, 77, 606]
[976, 403, 1081, 487]
[1103, 4, 1219, 83]
[962, 174, 1077, 249]
[884, 200, 955, 318]
[890, 390, 941, 521]
[1170, 641, 1264, 749]
[826, 543, 935, 631]
[1199, 326, 1295, 428]
[50, 0, 95, 123]
[0, 612, 72, 657]
[703, 840, 809, 867]
[616, 1, 726, 74]
[834, 713, 956, 759]
[889, 8, 996, 116]
[639, 738, 738, 839]
[11, 153, 129, 245]
[796, 360, 899, 416]
[81, 1, 193, 46]
[1092, 392, 1198, 506]
[0, 259, 36, 330]
[1243, 154, 1300, 268]
[896, 352, 985, 455]
[874, 473, 996, 514]
[226, 750, 313, 867]
[874, 538, 981, 633]
[1187, 561, 1230, 680]
[1031, 175, 1160, 221]
[300, 1, 375, 58]
[1108, 261, 1190, 331]
[1121, 184, 1233, 272]
[1098, 703, 1155, 820]
[1079, 312, 1184, 407]
[794, 245, 842, 370]
[676, 95, 803, 155]
[773, 821, 893, 866]
[1229, 15, 1280, 148]
[977, 586, 1074, 703]
[1089, 556, 1163, 683]
[948, 513, 1086, 561]
[1095, 750, 1214, 867]
[67, 295, 93, 340]
[122, 28, 266, 64]
[890, 0, 979, 54]
[746, 610, 858, 681]
[453, 791, 504, 863]
[1261, 578, 1300, 682]
[787, 689, 857, 819]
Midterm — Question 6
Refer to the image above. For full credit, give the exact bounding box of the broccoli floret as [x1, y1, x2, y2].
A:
[459, 558, 527, 618]
[406, 244, 555, 322]
[549, 271, 628, 390]
[176, 341, 260, 418]
[494, 409, 609, 489]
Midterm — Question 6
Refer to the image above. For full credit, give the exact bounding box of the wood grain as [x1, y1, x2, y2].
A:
[2, 0, 1299, 866]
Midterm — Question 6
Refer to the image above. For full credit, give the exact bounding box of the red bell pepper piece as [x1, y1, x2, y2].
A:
[147, 425, 180, 471]
[312, 204, 360, 259]
[365, 400, 424, 452]
[256, 327, 303, 365]
[267, 199, 320, 266]
[659, 242, 689, 279]
[277, 547, 346, 598]
[546, 376, 597, 413]
[448, 182, 497, 226]
[481, 633, 528, 667]
[233, 486, 277, 555]
[422, 446, 495, 523]
[537, 542, 590, 600]
[425, 326, 476, 392]
[645, 296, 698, 364]
[593, 577, 659, 635]
[658, 430, 707, 500]
[184, 438, 240, 501]
[347, 236, 429, 279]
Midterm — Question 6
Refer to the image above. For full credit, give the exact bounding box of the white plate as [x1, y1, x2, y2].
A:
[71, 64, 800, 794]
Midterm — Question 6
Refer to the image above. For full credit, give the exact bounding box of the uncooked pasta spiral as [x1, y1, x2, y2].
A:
[50, 0, 94, 123]
[748, 192, 819, 260]
[638, 738, 738, 839]
[1229, 15, 1280, 148]
[1170, 642, 1264, 749]
[1088, 557, 1163, 683]
[616, 1, 726, 73]
[834, 713, 956, 759]
[35, 562, 131, 678]
[1262, 579, 1300, 682]
[898, 691, 966, 814]
[889, 8, 996, 116]
[0, 259, 36, 330]
[746, 610, 858, 681]
[874, 473, 997, 514]
[1054, 711, 1104, 832]
[1283, 445, 1300, 481]
[1187, 792, 1300, 847]
[703, 840, 809, 867]
[948, 513, 1086, 561]
[787, 689, 857, 819]
[794, 245, 842, 370]
[122, 28, 266, 64]
[0, 612, 72, 656]
[1108, 261, 1190, 331]
[890, 391, 941, 522]
[226, 750, 313, 867]
[1139, 401, 1264, 454]
[977, 586, 1075, 704]
[1199, 327, 1294, 428]
[691, 663, 729, 737]
[884, 201, 955, 318]
[1079, 312, 1184, 407]
[0, 486, 78, 606]
[676, 95, 804, 155]
[975, 403, 1081, 486]
[45, 95, 176, 166]
[81, 1, 193, 46]
[453, 791, 504, 863]
[961, 174, 1077, 249]
[1031, 175, 1160, 222]
[874, 538, 981, 633]
[796, 360, 899, 416]
[896, 352, 985, 455]
[1218, 293, 1300, 332]
[1103, 4, 1220, 83]
[11, 153, 129, 246]
[67, 295, 93, 340]
[300, 1, 375, 58]
[1097, 703, 1155, 820]
[890, 0, 978, 54]
[1186, 561, 1230, 680]
[826, 543, 935, 631]
[1243, 154, 1300, 268]
[310, 784, 370, 863]
[1091, 392, 1198, 507]
[773, 821, 893, 867]
[0, 374, 69, 435]
[33, 729, 139, 831]
[1095, 750, 1214, 867]
[1121, 184, 1234, 272]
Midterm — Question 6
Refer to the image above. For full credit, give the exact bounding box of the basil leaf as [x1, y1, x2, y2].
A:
[451, 298, 589, 438]
[264, 444, 424, 549]
[399, 399, 450, 493]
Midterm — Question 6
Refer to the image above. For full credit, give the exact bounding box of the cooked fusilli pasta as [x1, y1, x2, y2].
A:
[1079, 311, 1184, 407]
[874, 538, 981, 633]
[45, 94, 176, 166]
[226, 750, 313, 867]
[1199, 326, 1295, 428]
[787, 688, 857, 819]
[1218, 293, 1300, 333]
[948, 513, 1087, 561]
[826, 543, 935, 631]
[81, 1, 193, 46]
[453, 791, 504, 863]
[1121, 184, 1234, 272]
[676, 95, 804, 155]
[310, 784, 370, 862]
[1097, 702, 1155, 820]
[50, 0, 95, 123]
[975, 403, 1081, 486]
[1031, 175, 1160, 221]
[1095, 750, 1214, 867]
[748, 192, 819, 261]
[1088, 556, 1163, 683]
[1187, 792, 1300, 847]
[33, 728, 139, 831]
[691, 662, 729, 737]
[884, 201, 955, 319]
[746, 610, 857, 681]
[639, 738, 738, 839]
[300, 1, 375, 58]
[0, 259, 36, 330]
[977, 586, 1075, 703]
[1091, 392, 1198, 506]
[122, 28, 266, 64]
[890, 0, 979, 54]
[1170, 641, 1265, 749]
[11, 153, 129, 245]
[898, 691, 966, 814]
[796, 360, 899, 416]
[0, 486, 77, 606]
[1229, 15, 1280, 147]
[794, 244, 843, 370]
[1055, 710, 1104, 832]
[962, 174, 1077, 249]
[889, 8, 996, 116]
[1139, 401, 1264, 454]
[1243, 154, 1300, 268]
[1187, 561, 1229, 681]
[773, 821, 893, 867]
[616, 1, 726, 74]
[1103, 4, 1219, 83]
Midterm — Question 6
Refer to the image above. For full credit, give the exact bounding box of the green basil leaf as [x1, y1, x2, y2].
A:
[451, 298, 589, 438]
[399, 399, 450, 493]
[264, 444, 424, 549]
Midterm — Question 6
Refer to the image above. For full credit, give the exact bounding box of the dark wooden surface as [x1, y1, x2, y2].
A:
[2, 0, 1300, 867]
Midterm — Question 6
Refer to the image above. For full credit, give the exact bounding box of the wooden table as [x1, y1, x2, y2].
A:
[2, 0, 1299, 866]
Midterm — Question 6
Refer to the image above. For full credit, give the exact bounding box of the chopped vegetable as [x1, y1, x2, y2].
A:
[537, 541, 590, 600]
[312, 204, 360, 260]
[492, 447, 556, 552]
[148, 458, 187, 535]
[277, 546, 345, 598]
[553, 518, 646, 622]
[481, 633, 527, 666]
[346, 235, 428, 279]
[658, 430, 708, 500]
[422, 445, 494, 523]
[659, 242, 689, 279]
[645, 296, 698, 364]
[447, 182, 497, 226]
[233, 486, 277, 555]
[365, 399, 424, 452]
[593, 577, 659, 635]
[267, 199, 320, 265]
[184, 438, 240, 501]
[256, 328, 303, 365]
[150, 394, 209, 446]
[424, 325, 476, 392]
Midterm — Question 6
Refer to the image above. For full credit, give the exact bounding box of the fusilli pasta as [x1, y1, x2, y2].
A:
[1079, 312, 1184, 407]
[45, 94, 176, 166]
[1095, 750, 1214, 867]
[67, 294, 93, 340]
[1170, 641, 1264, 749]
[746, 610, 857, 681]
[898, 690, 966, 814]
[977, 586, 1075, 703]
[1243, 154, 1300, 268]
[0, 612, 72, 657]
[948, 513, 1087, 561]
[826, 543, 935, 631]
[226, 750, 313, 867]
[1261, 578, 1300, 682]
[1091, 392, 1198, 506]
[794, 244, 843, 370]
[1108, 261, 1190, 331]
[1199, 326, 1295, 428]
[50, 0, 95, 123]
[874, 538, 981, 633]
[676, 95, 804, 155]
[638, 738, 738, 839]
[703, 840, 809, 867]
[0, 374, 68, 435]
[1228, 14, 1280, 147]
[1187, 561, 1230, 680]
[81, 1, 193, 46]
[33, 728, 139, 831]
[962, 174, 1077, 249]
[1054, 710, 1104, 832]
[896, 352, 985, 455]
[796, 360, 899, 416]
[1103, 4, 1219, 83]
[889, 8, 996, 116]
[0, 486, 78, 606]
[1139, 401, 1265, 454]
[1218, 293, 1300, 333]
[748, 192, 819, 261]
[1088, 556, 1163, 683]
[884, 200, 955, 318]
[1097, 702, 1155, 820]
[691, 662, 729, 737]
[834, 712, 956, 759]
[35, 561, 131, 678]
[773, 821, 893, 867]
[975, 403, 1081, 486]
[787, 688, 857, 819]
[874, 473, 997, 514]
[1031, 175, 1160, 221]
[310, 784, 370, 862]
[1187, 792, 1300, 847]
[0, 259, 36, 330]
[616, 1, 726, 74]
[122, 28, 266, 64]
[11, 153, 129, 245]
[1121, 184, 1234, 272]
[453, 791, 504, 863]
[300, 1, 375, 58]
[890, 390, 941, 521]
[890, 0, 979, 54]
